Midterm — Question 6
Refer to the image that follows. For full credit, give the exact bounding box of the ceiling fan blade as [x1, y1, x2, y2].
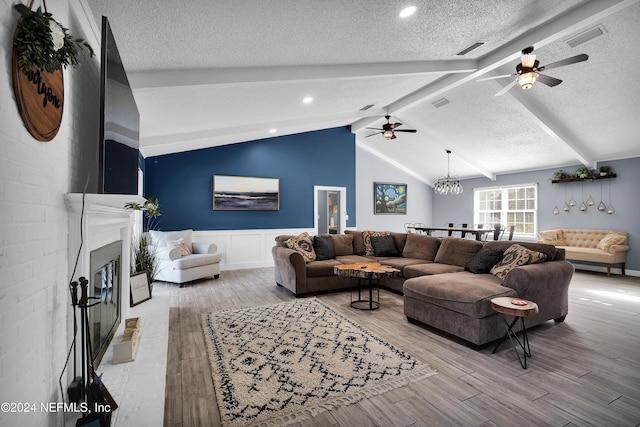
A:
[391, 122, 403, 129]
[536, 73, 562, 87]
[365, 132, 383, 138]
[365, 127, 383, 131]
[394, 129, 417, 133]
[541, 54, 588, 71]
[494, 80, 517, 96]
[477, 74, 514, 82]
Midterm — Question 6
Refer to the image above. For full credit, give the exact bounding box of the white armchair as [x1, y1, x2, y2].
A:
[148, 229, 222, 286]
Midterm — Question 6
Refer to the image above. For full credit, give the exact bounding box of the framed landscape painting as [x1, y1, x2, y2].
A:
[374, 182, 407, 214]
[213, 175, 280, 210]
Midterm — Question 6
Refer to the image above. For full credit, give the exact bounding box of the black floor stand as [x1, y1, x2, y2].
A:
[492, 316, 532, 369]
[350, 277, 380, 310]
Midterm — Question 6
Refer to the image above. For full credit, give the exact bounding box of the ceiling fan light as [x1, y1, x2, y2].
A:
[383, 130, 394, 139]
[521, 53, 536, 68]
[517, 72, 538, 89]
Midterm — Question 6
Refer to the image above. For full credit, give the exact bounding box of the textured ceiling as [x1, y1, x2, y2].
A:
[85, 0, 640, 184]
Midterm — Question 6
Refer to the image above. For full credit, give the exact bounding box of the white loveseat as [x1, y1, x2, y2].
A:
[149, 229, 222, 286]
[538, 229, 629, 276]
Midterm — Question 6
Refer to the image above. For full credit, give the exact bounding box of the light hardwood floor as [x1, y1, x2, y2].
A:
[161, 269, 640, 427]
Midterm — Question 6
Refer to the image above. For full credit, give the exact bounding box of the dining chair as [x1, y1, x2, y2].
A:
[404, 223, 415, 233]
[455, 223, 469, 238]
[414, 222, 426, 234]
[492, 224, 506, 240]
[504, 225, 515, 240]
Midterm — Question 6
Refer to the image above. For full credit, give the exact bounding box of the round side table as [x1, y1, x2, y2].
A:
[491, 297, 539, 369]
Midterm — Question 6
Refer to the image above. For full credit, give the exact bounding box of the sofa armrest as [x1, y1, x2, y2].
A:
[608, 244, 630, 254]
[151, 245, 181, 262]
[502, 260, 574, 318]
[272, 246, 307, 294]
[192, 242, 218, 254]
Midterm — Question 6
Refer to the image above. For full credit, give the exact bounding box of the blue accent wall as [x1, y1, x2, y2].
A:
[144, 127, 356, 230]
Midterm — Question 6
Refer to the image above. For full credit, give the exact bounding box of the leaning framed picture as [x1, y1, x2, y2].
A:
[130, 271, 152, 307]
[374, 182, 407, 214]
[213, 175, 280, 210]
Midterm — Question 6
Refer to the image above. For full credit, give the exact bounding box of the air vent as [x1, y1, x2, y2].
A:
[359, 104, 375, 111]
[566, 25, 605, 48]
[431, 98, 450, 108]
[456, 41, 485, 56]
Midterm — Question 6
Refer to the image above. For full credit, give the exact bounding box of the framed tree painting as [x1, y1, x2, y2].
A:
[374, 182, 407, 214]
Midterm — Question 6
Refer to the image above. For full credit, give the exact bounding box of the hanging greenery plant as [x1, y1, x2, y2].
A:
[13, 3, 94, 73]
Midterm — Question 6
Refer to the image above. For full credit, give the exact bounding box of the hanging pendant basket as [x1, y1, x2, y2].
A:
[11, 0, 65, 142]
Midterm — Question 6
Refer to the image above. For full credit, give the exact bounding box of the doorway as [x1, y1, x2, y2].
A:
[314, 186, 347, 235]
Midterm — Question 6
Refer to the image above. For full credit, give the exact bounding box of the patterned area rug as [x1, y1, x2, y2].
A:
[202, 298, 437, 426]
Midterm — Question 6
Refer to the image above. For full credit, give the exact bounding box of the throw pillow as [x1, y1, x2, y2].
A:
[490, 244, 547, 280]
[596, 232, 627, 252]
[330, 234, 354, 256]
[313, 235, 336, 260]
[369, 235, 400, 257]
[285, 232, 316, 262]
[178, 241, 192, 256]
[362, 231, 390, 256]
[538, 230, 567, 246]
[464, 247, 505, 274]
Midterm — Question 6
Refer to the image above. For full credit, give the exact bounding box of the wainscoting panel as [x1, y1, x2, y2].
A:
[193, 229, 314, 270]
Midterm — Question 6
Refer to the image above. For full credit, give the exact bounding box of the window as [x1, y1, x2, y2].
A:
[474, 184, 538, 237]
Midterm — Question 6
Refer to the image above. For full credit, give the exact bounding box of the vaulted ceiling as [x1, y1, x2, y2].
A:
[85, 0, 640, 185]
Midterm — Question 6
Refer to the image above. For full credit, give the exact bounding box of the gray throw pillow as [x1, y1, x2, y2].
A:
[370, 235, 400, 257]
[465, 247, 505, 274]
[313, 235, 336, 260]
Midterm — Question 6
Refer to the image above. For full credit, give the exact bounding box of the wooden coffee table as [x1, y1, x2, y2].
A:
[334, 262, 400, 310]
[491, 297, 539, 369]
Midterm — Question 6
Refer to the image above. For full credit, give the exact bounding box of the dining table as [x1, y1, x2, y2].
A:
[409, 225, 491, 241]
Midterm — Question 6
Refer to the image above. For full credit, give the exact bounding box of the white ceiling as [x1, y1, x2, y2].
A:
[85, 0, 640, 185]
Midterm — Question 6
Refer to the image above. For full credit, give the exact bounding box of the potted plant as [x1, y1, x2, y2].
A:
[13, 4, 94, 73]
[553, 170, 569, 180]
[599, 165, 612, 176]
[574, 166, 590, 179]
[125, 196, 162, 284]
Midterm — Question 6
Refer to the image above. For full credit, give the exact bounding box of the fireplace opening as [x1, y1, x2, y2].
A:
[89, 240, 122, 367]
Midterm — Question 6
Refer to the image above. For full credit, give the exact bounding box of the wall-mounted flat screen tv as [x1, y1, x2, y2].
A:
[99, 16, 139, 195]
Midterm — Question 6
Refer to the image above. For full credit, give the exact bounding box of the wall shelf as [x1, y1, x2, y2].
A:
[552, 174, 616, 184]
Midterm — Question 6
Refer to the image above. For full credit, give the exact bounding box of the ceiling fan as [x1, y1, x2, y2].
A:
[365, 115, 417, 140]
[477, 46, 588, 96]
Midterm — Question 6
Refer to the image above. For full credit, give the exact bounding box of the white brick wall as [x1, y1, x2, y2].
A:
[0, 0, 101, 425]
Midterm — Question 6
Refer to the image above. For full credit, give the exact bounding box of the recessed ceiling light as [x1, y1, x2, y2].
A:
[269, 129, 277, 134]
[399, 6, 416, 18]
[302, 96, 313, 104]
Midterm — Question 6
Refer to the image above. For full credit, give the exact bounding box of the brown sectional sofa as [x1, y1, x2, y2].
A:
[272, 230, 575, 347]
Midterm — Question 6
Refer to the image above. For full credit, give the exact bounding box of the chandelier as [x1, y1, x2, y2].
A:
[434, 150, 463, 195]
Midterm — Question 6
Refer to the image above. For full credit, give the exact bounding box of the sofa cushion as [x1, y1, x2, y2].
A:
[490, 244, 547, 279]
[404, 263, 464, 278]
[596, 232, 627, 252]
[403, 272, 514, 318]
[434, 238, 483, 267]
[335, 255, 373, 264]
[370, 235, 400, 257]
[465, 247, 504, 274]
[331, 234, 354, 256]
[285, 232, 316, 262]
[345, 230, 366, 255]
[390, 232, 408, 253]
[363, 231, 391, 255]
[538, 229, 567, 246]
[173, 253, 222, 270]
[402, 234, 441, 261]
[306, 259, 342, 277]
[376, 257, 431, 272]
[313, 235, 336, 260]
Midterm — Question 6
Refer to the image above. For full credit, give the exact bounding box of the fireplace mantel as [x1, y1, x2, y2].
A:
[65, 192, 145, 318]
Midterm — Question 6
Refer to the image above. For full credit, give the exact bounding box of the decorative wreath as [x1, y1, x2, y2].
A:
[13, 1, 94, 73]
